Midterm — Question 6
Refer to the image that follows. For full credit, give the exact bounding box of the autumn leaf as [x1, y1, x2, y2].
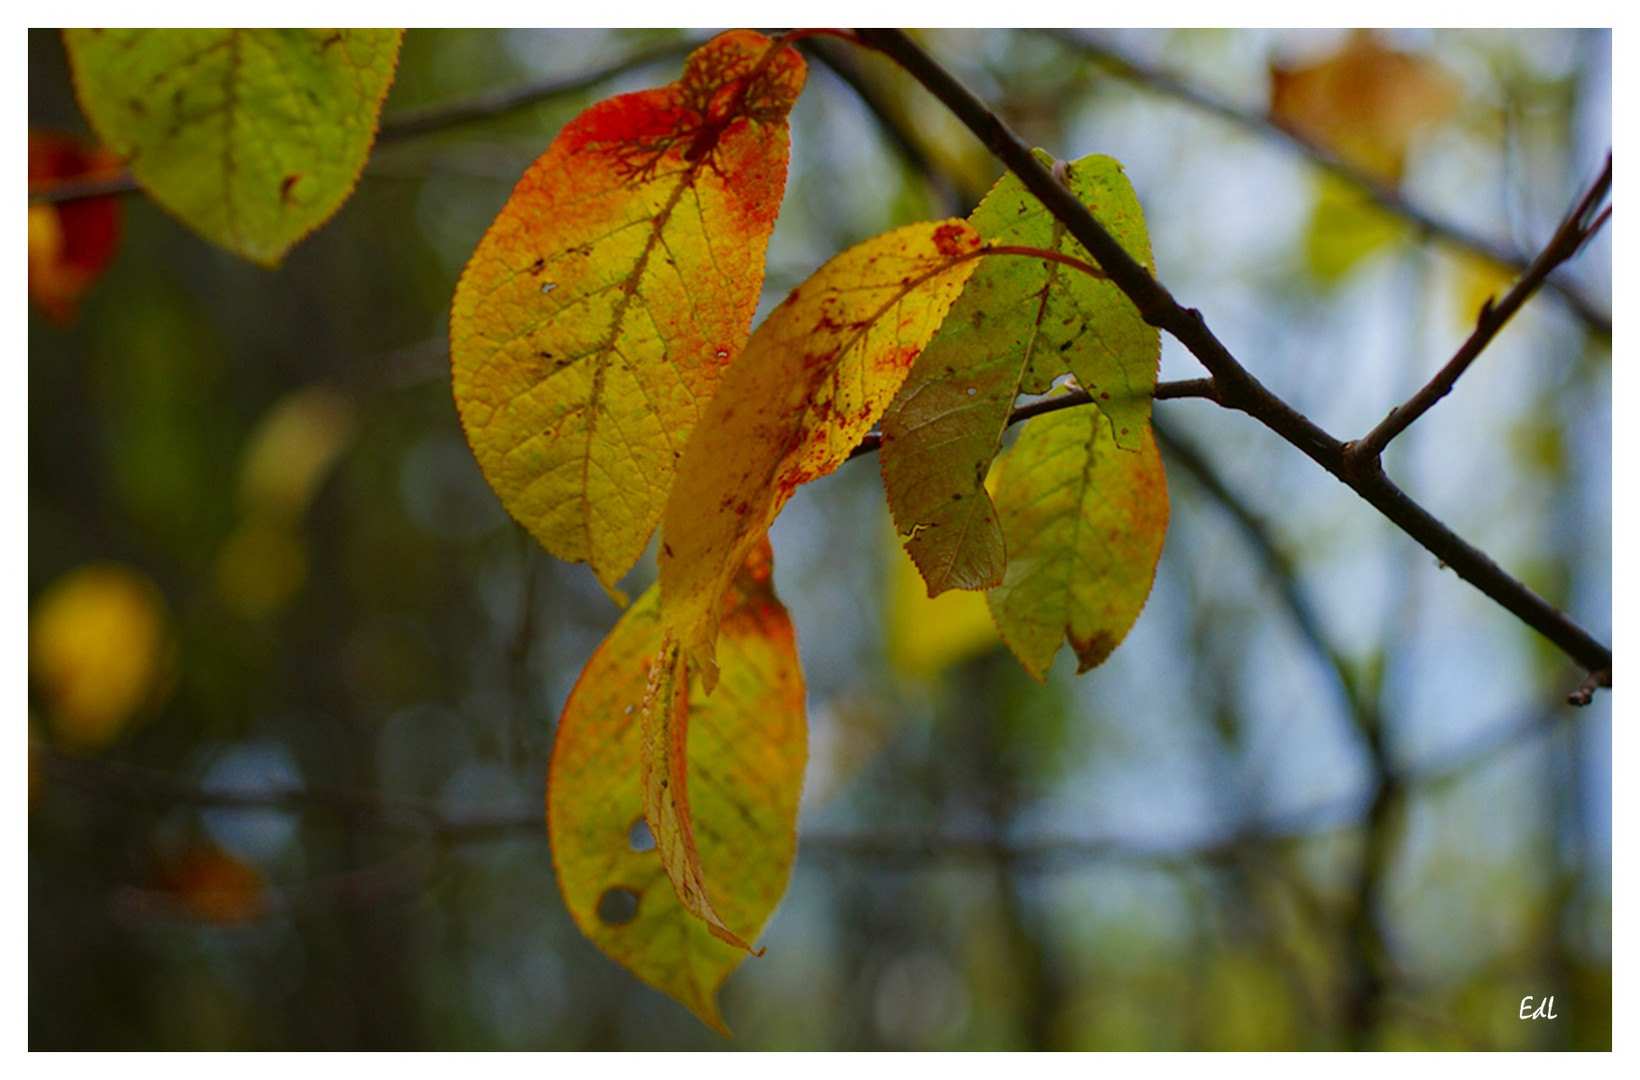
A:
[988, 409, 1169, 680]
[1270, 30, 1461, 185]
[63, 29, 402, 266]
[549, 538, 805, 1035]
[659, 219, 983, 682]
[880, 153, 1158, 598]
[28, 130, 123, 325]
[451, 30, 806, 600]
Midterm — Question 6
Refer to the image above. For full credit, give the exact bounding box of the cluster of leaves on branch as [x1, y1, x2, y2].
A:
[448, 29, 1168, 1028]
[35, 27, 1608, 1036]
[37, 27, 1167, 1031]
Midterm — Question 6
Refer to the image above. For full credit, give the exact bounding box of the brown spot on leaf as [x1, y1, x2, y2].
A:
[1071, 630, 1118, 673]
[932, 222, 971, 257]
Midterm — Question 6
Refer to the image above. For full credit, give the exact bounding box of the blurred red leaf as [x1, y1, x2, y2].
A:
[28, 130, 123, 325]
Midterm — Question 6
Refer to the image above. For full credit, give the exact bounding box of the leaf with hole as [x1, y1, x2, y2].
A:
[548, 538, 805, 1034]
[659, 218, 983, 682]
[451, 30, 806, 600]
[880, 152, 1159, 596]
[63, 29, 402, 266]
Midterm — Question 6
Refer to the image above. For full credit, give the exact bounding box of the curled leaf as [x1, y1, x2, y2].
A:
[452, 30, 806, 599]
[549, 538, 805, 1034]
[660, 219, 983, 682]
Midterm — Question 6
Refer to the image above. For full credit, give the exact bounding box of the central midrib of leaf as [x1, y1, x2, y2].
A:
[577, 41, 789, 562]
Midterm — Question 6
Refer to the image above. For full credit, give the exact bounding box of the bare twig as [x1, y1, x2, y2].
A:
[799, 37, 971, 217]
[1345, 157, 1612, 469]
[376, 39, 696, 142]
[854, 28, 1612, 688]
[1041, 29, 1612, 338]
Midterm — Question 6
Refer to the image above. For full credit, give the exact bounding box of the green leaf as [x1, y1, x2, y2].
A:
[880, 151, 1159, 595]
[63, 29, 402, 266]
[987, 408, 1169, 680]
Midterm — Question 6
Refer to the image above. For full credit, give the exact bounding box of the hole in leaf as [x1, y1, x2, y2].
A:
[628, 817, 656, 853]
[596, 886, 639, 926]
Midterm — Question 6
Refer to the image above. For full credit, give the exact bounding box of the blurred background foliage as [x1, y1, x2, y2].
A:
[29, 28, 1610, 1049]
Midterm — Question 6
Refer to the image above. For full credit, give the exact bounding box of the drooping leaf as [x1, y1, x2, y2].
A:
[28, 130, 123, 325]
[452, 31, 806, 600]
[63, 29, 402, 266]
[660, 219, 983, 682]
[549, 538, 805, 1035]
[1270, 29, 1460, 184]
[987, 408, 1169, 680]
[881, 152, 1158, 596]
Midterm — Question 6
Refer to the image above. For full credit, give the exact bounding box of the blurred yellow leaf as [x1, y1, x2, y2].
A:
[214, 518, 309, 618]
[238, 386, 355, 519]
[30, 564, 175, 750]
[885, 522, 1000, 678]
[1452, 251, 1517, 326]
[1304, 173, 1410, 282]
[1271, 30, 1461, 184]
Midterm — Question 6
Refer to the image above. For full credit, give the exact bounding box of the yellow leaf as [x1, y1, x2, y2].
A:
[451, 30, 806, 600]
[549, 538, 805, 1034]
[660, 219, 983, 683]
[238, 386, 354, 520]
[30, 564, 176, 750]
[1303, 172, 1410, 282]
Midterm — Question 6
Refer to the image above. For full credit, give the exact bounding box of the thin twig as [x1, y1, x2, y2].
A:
[1346, 156, 1612, 468]
[844, 377, 1218, 461]
[799, 37, 971, 217]
[854, 28, 1612, 687]
[1154, 415, 1368, 718]
[376, 39, 696, 142]
[1042, 29, 1612, 338]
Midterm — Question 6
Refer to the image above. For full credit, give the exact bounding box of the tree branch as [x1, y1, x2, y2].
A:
[854, 28, 1612, 688]
[843, 377, 1219, 461]
[1346, 156, 1612, 467]
[1041, 29, 1613, 338]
